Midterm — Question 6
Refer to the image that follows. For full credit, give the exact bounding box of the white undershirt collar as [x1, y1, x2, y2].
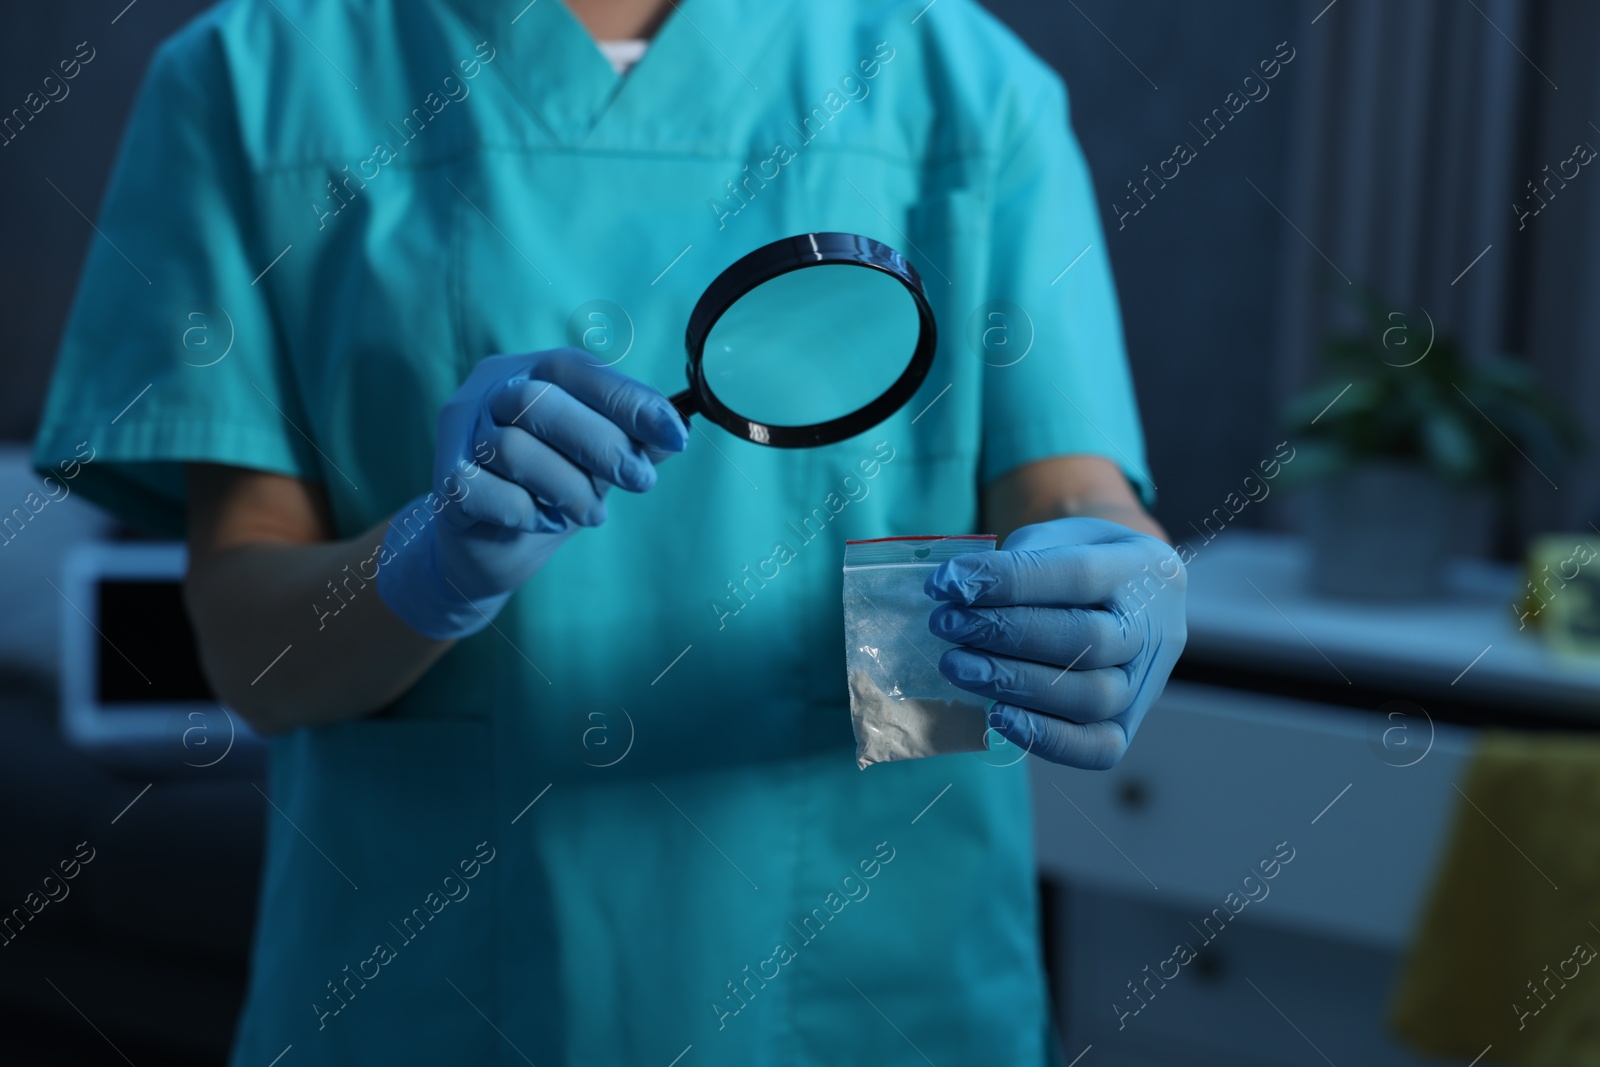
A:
[597, 39, 648, 75]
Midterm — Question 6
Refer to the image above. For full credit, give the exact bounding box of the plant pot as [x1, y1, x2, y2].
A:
[1301, 463, 1457, 600]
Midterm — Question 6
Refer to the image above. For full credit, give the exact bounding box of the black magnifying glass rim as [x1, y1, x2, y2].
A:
[670, 232, 937, 449]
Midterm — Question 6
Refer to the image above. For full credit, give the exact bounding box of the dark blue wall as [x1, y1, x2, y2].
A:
[981, 0, 1300, 534]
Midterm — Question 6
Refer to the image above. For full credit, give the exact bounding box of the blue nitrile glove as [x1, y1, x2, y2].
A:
[925, 518, 1187, 770]
[377, 348, 688, 640]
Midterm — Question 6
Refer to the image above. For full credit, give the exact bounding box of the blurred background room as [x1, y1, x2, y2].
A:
[3, 0, 1599, 1064]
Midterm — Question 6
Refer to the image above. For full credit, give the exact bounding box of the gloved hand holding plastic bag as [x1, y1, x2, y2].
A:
[927, 517, 1188, 770]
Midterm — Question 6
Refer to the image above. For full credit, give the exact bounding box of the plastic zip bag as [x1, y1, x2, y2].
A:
[842, 535, 997, 770]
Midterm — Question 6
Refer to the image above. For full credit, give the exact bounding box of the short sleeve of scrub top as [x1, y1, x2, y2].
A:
[32, 35, 321, 537]
[976, 76, 1154, 503]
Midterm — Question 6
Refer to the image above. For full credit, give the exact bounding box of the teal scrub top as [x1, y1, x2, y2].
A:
[33, 0, 1152, 1063]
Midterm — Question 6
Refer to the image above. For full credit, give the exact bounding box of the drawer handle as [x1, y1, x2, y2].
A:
[1116, 777, 1150, 812]
[1193, 949, 1225, 983]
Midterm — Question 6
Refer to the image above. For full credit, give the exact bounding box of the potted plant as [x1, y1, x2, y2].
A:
[1280, 288, 1580, 600]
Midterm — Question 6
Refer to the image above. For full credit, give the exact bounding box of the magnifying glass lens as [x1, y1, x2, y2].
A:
[698, 264, 921, 428]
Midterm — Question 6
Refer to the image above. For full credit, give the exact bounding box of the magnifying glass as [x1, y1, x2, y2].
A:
[668, 232, 936, 448]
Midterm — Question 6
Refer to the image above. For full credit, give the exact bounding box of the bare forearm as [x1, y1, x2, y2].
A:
[1055, 498, 1168, 542]
[184, 520, 452, 734]
[992, 498, 1167, 545]
[983, 455, 1169, 545]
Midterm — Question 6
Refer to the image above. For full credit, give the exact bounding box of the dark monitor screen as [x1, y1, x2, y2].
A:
[95, 579, 215, 705]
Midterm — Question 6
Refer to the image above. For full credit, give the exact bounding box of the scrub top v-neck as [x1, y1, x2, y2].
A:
[31, 0, 1153, 1064]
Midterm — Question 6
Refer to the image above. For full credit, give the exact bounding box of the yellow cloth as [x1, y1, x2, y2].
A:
[1391, 730, 1600, 1065]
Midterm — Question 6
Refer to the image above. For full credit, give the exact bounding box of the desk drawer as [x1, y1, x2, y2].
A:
[1029, 680, 1475, 948]
[1059, 885, 1479, 1067]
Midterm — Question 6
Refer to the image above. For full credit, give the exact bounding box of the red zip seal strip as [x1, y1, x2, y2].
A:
[844, 534, 998, 544]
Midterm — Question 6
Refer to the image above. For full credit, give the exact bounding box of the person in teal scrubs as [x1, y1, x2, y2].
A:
[33, 0, 1186, 1062]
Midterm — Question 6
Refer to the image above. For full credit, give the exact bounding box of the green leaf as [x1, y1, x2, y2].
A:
[1420, 409, 1481, 482]
[1282, 379, 1384, 433]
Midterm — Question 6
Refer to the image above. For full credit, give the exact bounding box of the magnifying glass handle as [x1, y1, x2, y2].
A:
[668, 388, 696, 422]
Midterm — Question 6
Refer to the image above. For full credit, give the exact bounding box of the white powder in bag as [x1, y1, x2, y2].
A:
[848, 668, 991, 770]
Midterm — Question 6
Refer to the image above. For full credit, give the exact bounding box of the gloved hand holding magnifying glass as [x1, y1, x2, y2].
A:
[378, 232, 938, 640]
